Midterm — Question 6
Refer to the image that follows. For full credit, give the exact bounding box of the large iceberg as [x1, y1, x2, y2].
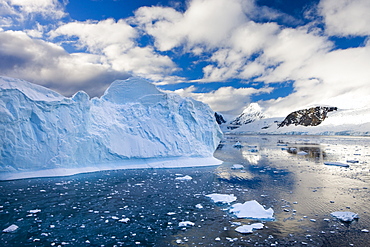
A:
[0, 76, 222, 179]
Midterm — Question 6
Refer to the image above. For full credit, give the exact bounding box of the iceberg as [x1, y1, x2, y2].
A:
[330, 211, 359, 222]
[0, 76, 222, 180]
[229, 200, 274, 220]
[206, 193, 237, 204]
[235, 223, 264, 234]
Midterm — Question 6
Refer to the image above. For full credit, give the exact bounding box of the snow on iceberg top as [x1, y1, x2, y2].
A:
[0, 76, 65, 102]
[101, 77, 165, 104]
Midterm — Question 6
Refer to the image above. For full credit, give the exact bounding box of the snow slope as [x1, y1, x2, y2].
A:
[229, 107, 370, 136]
[0, 76, 222, 179]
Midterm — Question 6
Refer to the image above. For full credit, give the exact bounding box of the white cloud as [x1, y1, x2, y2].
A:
[0, 30, 129, 96]
[318, 0, 370, 36]
[50, 18, 178, 83]
[174, 85, 272, 114]
[8, 0, 66, 19]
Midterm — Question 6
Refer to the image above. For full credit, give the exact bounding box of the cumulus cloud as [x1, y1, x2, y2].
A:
[318, 0, 370, 36]
[50, 19, 179, 83]
[174, 85, 273, 114]
[0, 30, 129, 96]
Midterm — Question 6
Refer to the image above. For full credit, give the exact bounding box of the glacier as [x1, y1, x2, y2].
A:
[0, 76, 222, 180]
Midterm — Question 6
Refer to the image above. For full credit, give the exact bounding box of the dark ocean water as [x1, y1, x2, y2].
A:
[1, 135, 370, 246]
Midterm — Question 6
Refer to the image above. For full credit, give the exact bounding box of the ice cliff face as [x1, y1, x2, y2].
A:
[0, 76, 222, 172]
[278, 106, 337, 128]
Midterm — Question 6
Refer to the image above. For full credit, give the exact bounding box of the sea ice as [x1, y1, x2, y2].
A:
[231, 164, 244, 169]
[324, 162, 350, 168]
[178, 221, 195, 227]
[297, 151, 308, 155]
[235, 223, 264, 234]
[233, 141, 243, 148]
[3, 224, 19, 233]
[175, 175, 193, 181]
[229, 200, 274, 220]
[330, 211, 359, 222]
[206, 193, 237, 204]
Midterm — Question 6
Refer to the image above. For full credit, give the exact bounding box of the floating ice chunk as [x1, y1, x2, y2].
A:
[118, 218, 130, 223]
[28, 209, 41, 214]
[233, 141, 243, 148]
[346, 160, 359, 163]
[175, 175, 193, 181]
[3, 224, 19, 232]
[248, 148, 258, 152]
[330, 211, 359, 222]
[297, 151, 308, 155]
[235, 223, 264, 234]
[324, 162, 349, 167]
[178, 221, 195, 227]
[206, 193, 237, 204]
[229, 200, 274, 220]
[195, 204, 203, 209]
[362, 229, 369, 233]
[231, 164, 244, 169]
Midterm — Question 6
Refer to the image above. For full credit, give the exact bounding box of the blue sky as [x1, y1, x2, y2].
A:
[1, 0, 370, 116]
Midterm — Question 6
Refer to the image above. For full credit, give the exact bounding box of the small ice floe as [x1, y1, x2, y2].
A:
[248, 148, 258, 152]
[206, 193, 237, 204]
[347, 160, 359, 163]
[195, 204, 203, 209]
[362, 229, 369, 233]
[233, 141, 243, 148]
[118, 218, 130, 223]
[178, 221, 195, 227]
[330, 211, 359, 222]
[235, 223, 264, 234]
[231, 164, 244, 170]
[229, 200, 274, 220]
[3, 224, 19, 233]
[175, 175, 192, 181]
[28, 209, 41, 214]
[324, 162, 349, 168]
[297, 151, 308, 155]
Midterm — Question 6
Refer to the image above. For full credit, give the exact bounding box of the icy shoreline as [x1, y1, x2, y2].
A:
[0, 156, 222, 181]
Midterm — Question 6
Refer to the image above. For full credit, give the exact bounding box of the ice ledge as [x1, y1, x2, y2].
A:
[0, 157, 222, 181]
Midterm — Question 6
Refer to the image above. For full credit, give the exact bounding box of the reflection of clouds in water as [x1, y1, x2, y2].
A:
[241, 150, 261, 165]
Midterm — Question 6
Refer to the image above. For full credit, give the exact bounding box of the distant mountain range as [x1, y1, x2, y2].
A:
[219, 103, 370, 136]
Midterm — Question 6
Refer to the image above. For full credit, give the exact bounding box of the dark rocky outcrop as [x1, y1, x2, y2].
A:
[278, 106, 337, 128]
[214, 112, 226, 125]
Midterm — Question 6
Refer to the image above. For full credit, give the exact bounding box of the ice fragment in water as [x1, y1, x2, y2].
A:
[3, 224, 19, 233]
[235, 223, 264, 234]
[206, 193, 237, 204]
[178, 221, 195, 227]
[330, 211, 359, 222]
[231, 164, 244, 169]
[175, 175, 193, 181]
[324, 162, 349, 167]
[229, 200, 274, 220]
[297, 151, 308, 155]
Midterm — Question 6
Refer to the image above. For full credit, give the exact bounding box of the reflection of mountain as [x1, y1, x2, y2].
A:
[286, 145, 326, 161]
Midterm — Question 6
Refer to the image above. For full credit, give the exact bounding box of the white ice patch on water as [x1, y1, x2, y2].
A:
[231, 164, 244, 169]
[206, 193, 237, 204]
[178, 221, 195, 227]
[175, 175, 193, 181]
[235, 223, 264, 234]
[229, 200, 274, 220]
[3, 224, 19, 232]
[324, 162, 350, 167]
[330, 211, 359, 222]
[28, 209, 41, 214]
[297, 151, 308, 155]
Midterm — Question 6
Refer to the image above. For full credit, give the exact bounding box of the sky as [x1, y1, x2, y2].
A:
[1, 0, 370, 117]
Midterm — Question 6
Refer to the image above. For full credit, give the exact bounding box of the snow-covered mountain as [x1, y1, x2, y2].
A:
[0, 76, 222, 179]
[228, 103, 264, 128]
[229, 106, 370, 136]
